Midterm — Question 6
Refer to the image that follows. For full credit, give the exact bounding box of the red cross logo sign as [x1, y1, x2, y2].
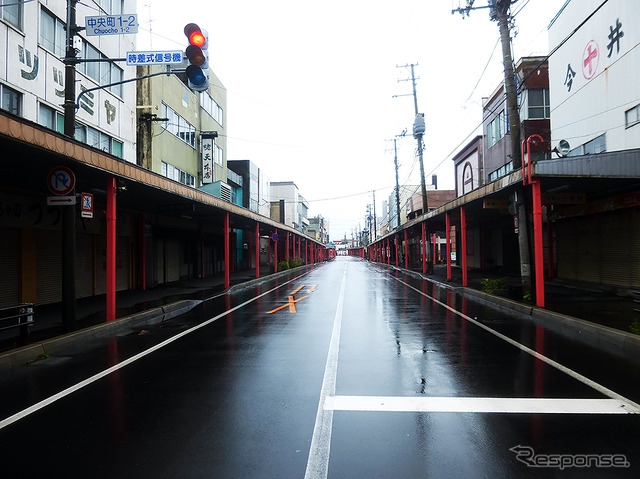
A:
[582, 40, 599, 80]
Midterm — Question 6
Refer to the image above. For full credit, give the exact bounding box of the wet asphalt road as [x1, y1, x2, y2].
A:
[1, 256, 639, 478]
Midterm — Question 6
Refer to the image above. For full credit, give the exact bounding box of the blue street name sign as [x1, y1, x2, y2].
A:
[126, 51, 184, 66]
[86, 14, 138, 36]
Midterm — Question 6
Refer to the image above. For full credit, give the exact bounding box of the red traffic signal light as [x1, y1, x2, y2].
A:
[185, 23, 207, 48]
[184, 23, 209, 91]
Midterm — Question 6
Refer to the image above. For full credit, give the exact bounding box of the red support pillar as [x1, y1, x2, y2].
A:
[395, 235, 399, 267]
[387, 238, 390, 264]
[255, 222, 260, 279]
[446, 212, 452, 281]
[547, 212, 554, 279]
[107, 177, 116, 322]
[286, 232, 290, 263]
[461, 207, 468, 287]
[305, 239, 308, 265]
[230, 230, 235, 274]
[432, 233, 436, 265]
[532, 180, 545, 308]
[404, 230, 408, 269]
[248, 231, 253, 271]
[274, 229, 278, 272]
[224, 212, 230, 289]
[422, 222, 426, 275]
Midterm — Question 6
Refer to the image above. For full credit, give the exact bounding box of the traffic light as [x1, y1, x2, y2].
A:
[184, 23, 209, 91]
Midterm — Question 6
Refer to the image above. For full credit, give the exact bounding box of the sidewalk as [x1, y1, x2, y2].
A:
[1, 259, 638, 357]
[0, 268, 274, 354]
[403, 262, 638, 335]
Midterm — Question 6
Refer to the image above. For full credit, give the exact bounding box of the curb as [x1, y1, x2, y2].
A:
[228, 264, 319, 293]
[461, 285, 640, 363]
[0, 264, 324, 372]
[0, 299, 200, 372]
[382, 262, 640, 362]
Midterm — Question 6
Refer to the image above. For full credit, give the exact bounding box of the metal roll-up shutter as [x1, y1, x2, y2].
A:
[631, 208, 640, 288]
[36, 229, 62, 305]
[574, 215, 600, 284]
[75, 233, 95, 299]
[117, 235, 130, 291]
[95, 235, 131, 294]
[0, 228, 20, 307]
[600, 210, 632, 287]
[556, 218, 577, 281]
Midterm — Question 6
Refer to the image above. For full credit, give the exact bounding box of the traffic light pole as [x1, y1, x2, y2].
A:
[64, 0, 78, 138]
[62, 0, 78, 330]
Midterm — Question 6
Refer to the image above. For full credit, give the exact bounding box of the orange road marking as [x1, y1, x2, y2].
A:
[306, 285, 317, 293]
[288, 296, 296, 313]
[291, 285, 306, 295]
[267, 294, 310, 314]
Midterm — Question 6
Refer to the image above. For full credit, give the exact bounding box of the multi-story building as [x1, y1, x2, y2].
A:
[1, 0, 137, 161]
[453, 135, 484, 197]
[549, 0, 639, 155]
[227, 160, 271, 217]
[543, 0, 640, 290]
[308, 215, 329, 244]
[270, 181, 309, 232]
[482, 56, 551, 182]
[137, 64, 227, 196]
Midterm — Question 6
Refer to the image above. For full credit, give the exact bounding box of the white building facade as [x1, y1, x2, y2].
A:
[1, 0, 137, 162]
[549, 0, 640, 154]
[270, 181, 309, 231]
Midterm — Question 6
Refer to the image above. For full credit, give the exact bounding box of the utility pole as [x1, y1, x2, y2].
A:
[397, 64, 428, 216]
[372, 190, 377, 240]
[396, 63, 431, 271]
[393, 139, 401, 230]
[454, 0, 532, 298]
[61, 0, 79, 330]
[64, 0, 78, 137]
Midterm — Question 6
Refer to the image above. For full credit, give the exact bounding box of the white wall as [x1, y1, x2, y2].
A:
[549, 0, 640, 153]
[1, 0, 137, 162]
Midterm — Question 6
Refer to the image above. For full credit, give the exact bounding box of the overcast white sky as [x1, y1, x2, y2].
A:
[136, 0, 568, 241]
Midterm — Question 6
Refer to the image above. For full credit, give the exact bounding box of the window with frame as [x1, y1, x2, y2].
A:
[214, 143, 223, 165]
[161, 161, 195, 187]
[487, 110, 506, 148]
[625, 104, 640, 129]
[98, 0, 123, 15]
[40, 9, 66, 57]
[83, 42, 101, 82]
[79, 40, 122, 96]
[1, 0, 23, 29]
[488, 161, 513, 182]
[161, 103, 196, 148]
[39, 103, 64, 132]
[583, 133, 606, 155]
[200, 92, 223, 126]
[527, 89, 550, 119]
[73, 122, 124, 158]
[1, 83, 21, 116]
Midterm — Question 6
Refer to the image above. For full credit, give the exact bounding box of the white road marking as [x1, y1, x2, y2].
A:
[392, 276, 640, 413]
[304, 267, 347, 479]
[0, 272, 310, 430]
[325, 395, 640, 414]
